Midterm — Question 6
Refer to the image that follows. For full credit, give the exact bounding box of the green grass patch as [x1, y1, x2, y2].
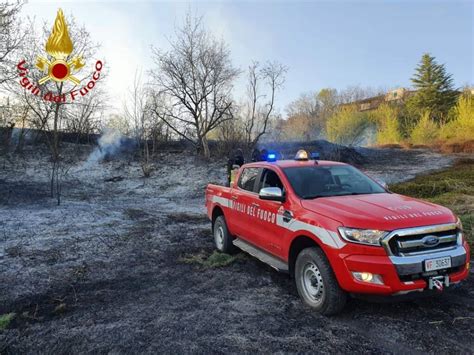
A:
[180, 250, 241, 268]
[390, 159, 474, 250]
[0, 313, 16, 330]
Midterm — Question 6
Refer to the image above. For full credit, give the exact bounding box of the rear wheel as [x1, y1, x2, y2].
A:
[295, 247, 347, 315]
[213, 215, 236, 254]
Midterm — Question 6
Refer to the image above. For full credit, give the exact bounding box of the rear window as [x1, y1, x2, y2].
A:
[238, 168, 259, 192]
[283, 165, 385, 199]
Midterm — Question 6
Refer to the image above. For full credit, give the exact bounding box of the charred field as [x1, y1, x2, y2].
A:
[0, 143, 473, 354]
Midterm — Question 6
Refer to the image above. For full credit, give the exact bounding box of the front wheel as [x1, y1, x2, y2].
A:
[213, 215, 236, 254]
[295, 247, 347, 315]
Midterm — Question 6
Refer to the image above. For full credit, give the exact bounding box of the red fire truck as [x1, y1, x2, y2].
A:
[205, 150, 470, 315]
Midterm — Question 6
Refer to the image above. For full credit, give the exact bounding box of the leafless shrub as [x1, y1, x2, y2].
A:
[124, 72, 155, 177]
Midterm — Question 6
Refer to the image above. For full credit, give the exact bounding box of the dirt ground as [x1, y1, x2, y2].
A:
[1, 144, 473, 354]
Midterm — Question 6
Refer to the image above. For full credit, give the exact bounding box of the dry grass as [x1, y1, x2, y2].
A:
[375, 140, 474, 154]
[438, 140, 474, 154]
[374, 143, 406, 149]
[179, 250, 242, 268]
[390, 159, 474, 250]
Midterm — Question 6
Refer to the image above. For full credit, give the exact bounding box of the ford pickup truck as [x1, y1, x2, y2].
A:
[205, 150, 470, 315]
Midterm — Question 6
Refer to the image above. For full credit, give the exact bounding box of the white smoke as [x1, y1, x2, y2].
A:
[83, 129, 123, 167]
[10, 128, 33, 145]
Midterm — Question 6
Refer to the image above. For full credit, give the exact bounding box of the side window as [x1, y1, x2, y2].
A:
[238, 168, 259, 192]
[259, 169, 284, 191]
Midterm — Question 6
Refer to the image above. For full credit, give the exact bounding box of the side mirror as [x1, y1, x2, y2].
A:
[259, 187, 285, 202]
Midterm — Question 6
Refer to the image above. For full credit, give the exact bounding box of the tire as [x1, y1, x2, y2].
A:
[213, 215, 236, 254]
[295, 247, 347, 315]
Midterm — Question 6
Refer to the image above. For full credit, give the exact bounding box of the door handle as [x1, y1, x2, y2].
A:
[231, 195, 238, 200]
[251, 202, 260, 207]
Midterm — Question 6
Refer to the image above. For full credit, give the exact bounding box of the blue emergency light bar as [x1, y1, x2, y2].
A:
[267, 152, 277, 162]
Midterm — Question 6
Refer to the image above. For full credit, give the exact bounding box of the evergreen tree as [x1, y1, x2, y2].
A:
[407, 53, 459, 123]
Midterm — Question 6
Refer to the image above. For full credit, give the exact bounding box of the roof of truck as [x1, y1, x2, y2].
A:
[242, 159, 349, 169]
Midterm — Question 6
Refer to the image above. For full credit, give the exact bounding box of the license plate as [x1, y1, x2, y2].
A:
[425, 256, 451, 272]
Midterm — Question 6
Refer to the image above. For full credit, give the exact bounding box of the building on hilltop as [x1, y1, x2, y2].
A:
[342, 88, 416, 112]
[343, 87, 473, 112]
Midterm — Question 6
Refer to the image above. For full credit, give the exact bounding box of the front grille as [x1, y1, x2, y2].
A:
[385, 225, 460, 257]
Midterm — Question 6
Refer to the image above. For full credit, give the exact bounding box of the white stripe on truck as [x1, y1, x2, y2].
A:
[212, 195, 345, 249]
[211, 195, 231, 208]
[276, 215, 345, 249]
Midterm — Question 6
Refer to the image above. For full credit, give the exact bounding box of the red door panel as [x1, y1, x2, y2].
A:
[230, 167, 261, 245]
[252, 168, 290, 259]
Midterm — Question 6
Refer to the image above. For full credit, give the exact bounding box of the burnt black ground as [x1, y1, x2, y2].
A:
[0, 145, 472, 354]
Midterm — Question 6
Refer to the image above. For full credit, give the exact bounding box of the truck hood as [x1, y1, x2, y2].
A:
[300, 193, 456, 231]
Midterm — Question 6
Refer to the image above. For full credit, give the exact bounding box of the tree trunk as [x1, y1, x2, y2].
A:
[51, 105, 60, 198]
[56, 161, 61, 206]
[201, 135, 210, 159]
[50, 84, 63, 203]
[144, 139, 149, 165]
[50, 160, 56, 198]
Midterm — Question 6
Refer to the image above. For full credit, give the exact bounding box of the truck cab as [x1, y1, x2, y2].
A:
[205, 150, 470, 315]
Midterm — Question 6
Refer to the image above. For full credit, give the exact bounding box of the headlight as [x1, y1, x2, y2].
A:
[338, 227, 388, 246]
[456, 217, 465, 244]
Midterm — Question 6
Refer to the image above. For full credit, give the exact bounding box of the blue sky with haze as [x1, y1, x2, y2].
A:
[24, 0, 473, 115]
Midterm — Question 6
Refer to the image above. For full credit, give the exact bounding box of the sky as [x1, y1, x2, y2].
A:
[21, 0, 474, 117]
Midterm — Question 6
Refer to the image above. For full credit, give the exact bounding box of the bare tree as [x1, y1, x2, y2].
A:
[64, 87, 105, 141]
[0, 0, 25, 155]
[147, 92, 169, 154]
[284, 88, 339, 139]
[241, 61, 287, 150]
[286, 92, 320, 120]
[218, 115, 244, 144]
[285, 91, 320, 140]
[338, 85, 385, 104]
[0, 1, 26, 87]
[124, 72, 152, 177]
[149, 14, 240, 158]
[5, 12, 103, 204]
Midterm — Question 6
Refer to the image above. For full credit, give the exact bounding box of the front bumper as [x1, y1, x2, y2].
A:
[327, 241, 470, 295]
[390, 246, 466, 276]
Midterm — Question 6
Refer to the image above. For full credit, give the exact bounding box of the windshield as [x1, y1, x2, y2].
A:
[283, 165, 386, 199]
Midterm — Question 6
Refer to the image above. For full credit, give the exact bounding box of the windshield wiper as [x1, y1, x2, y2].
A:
[303, 192, 372, 199]
[333, 192, 382, 197]
[302, 194, 325, 199]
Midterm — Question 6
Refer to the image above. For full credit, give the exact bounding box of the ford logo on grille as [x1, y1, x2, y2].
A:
[422, 235, 440, 247]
